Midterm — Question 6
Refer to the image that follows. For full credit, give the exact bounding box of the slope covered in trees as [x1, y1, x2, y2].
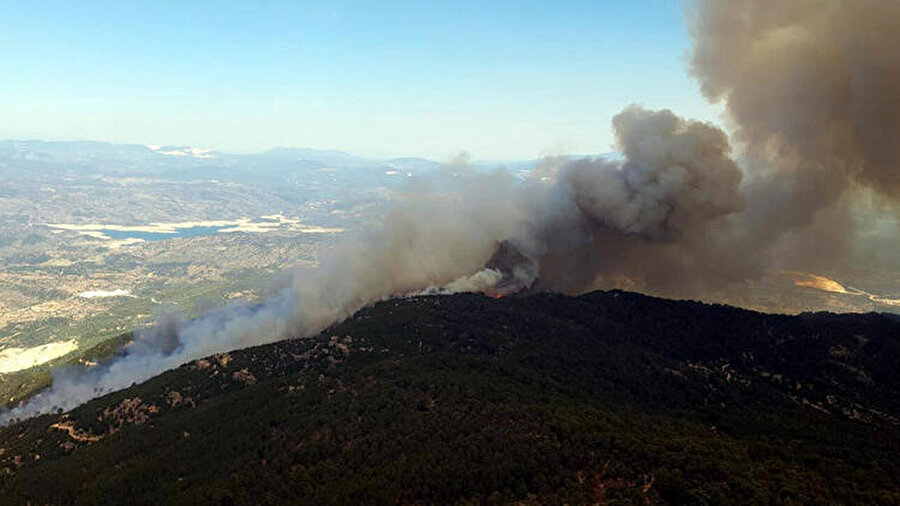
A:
[1, 290, 898, 504]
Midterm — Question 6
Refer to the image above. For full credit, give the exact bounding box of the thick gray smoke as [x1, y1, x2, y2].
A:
[691, 0, 900, 197]
[688, 0, 900, 266]
[4, 0, 898, 423]
[2, 106, 743, 423]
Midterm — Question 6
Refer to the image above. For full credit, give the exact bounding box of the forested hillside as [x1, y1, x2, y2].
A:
[1, 290, 898, 504]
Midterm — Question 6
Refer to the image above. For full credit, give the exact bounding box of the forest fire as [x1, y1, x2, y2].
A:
[794, 274, 851, 294]
[792, 273, 900, 308]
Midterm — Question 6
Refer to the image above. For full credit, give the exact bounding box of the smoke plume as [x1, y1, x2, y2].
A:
[3, 0, 898, 423]
[688, 0, 900, 260]
[2, 106, 745, 422]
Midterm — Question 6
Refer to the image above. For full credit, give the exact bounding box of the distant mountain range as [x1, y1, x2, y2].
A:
[2, 290, 898, 504]
[0, 138, 595, 172]
[0, 138, 618, 184]
[0, 141, 623, 227]
[0, 139, 588, 210]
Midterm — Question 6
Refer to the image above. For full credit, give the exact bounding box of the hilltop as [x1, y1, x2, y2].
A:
[1, 290, 899, 504]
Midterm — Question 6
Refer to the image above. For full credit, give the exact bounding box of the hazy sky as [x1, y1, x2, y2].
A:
[0, 0, 721, 160]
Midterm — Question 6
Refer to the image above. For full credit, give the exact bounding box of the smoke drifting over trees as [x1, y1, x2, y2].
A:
[4, 0, 898, 423]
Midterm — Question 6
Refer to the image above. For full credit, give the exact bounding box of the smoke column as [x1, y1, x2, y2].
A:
[1, 106, 744, 423]
[3, 0, 899, 423]
[688, 0, 900, 268]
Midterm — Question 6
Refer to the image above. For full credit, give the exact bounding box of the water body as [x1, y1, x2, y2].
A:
[100, 225, 239, 241]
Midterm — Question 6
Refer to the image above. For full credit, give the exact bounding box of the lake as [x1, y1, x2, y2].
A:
[100, 225, 239, 241]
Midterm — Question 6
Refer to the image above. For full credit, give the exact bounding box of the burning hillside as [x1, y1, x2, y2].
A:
[4, 0, 900, 423]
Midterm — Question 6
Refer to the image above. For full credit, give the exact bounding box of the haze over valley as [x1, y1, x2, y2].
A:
[2, 1, 900, 502]
[3, 136, 900, 411]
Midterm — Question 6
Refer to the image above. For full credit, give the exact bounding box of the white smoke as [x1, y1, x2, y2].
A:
[2, 106, 743, 423]
[7, 0, 899, 423]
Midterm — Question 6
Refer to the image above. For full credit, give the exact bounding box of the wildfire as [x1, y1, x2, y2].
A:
[794, 274, 850, 294]
[791, 272, 900, 307]
[868, 295, 900, 307]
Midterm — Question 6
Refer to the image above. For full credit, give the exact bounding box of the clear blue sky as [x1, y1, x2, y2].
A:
[0, 0, 720, 160]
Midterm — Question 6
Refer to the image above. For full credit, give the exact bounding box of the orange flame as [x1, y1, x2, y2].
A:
[794, 274, 850, 294]
[790, 272, 900, 307]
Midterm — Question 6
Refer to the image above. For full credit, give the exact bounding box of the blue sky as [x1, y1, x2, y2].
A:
[0, 0, 721, 160]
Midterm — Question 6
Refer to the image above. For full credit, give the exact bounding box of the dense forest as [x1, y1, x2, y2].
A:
[1, 290, 899, 504]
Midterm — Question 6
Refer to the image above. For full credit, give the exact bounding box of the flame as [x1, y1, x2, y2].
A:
[794, 274, 850, 294]
[868, 295, 900, 307]
[791, 273, 900, 307]
[484, 290, 503, 299]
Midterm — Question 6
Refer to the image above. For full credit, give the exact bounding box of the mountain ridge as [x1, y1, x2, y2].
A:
[1, 289, 898, 504]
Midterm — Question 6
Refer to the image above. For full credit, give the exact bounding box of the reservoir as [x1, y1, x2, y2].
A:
[99, 225, 239, 241]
